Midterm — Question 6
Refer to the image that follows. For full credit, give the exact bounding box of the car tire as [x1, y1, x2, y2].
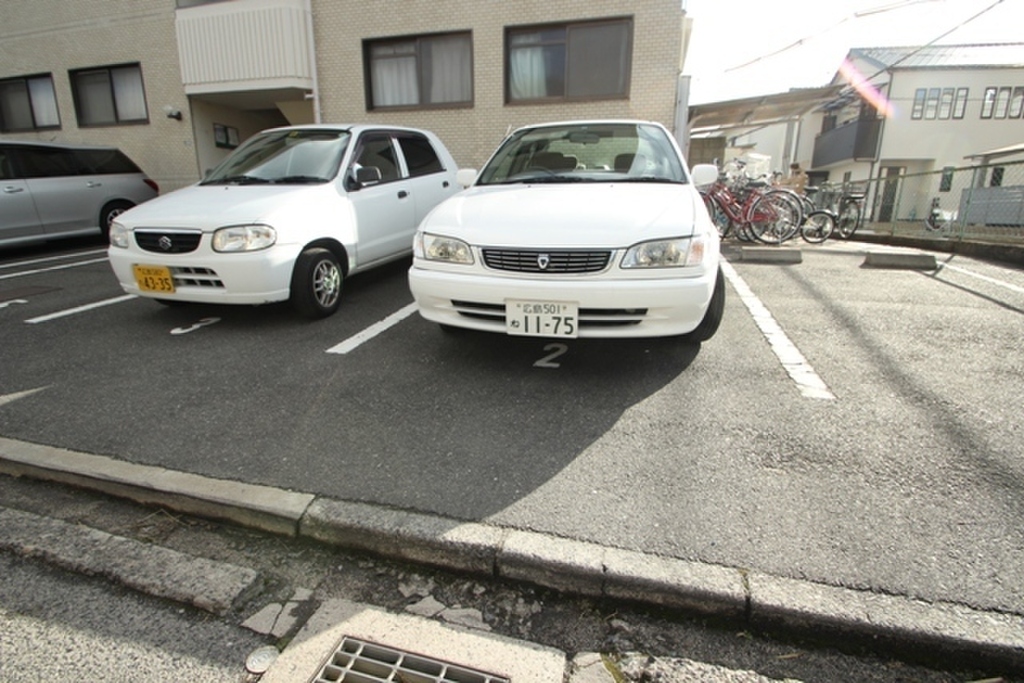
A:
[686, 266, 725, 343]
[99, 200, 134, 238]
[290, 247, 343, 319]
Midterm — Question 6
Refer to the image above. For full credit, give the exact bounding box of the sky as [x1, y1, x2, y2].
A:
[683, 0, 1024, 104]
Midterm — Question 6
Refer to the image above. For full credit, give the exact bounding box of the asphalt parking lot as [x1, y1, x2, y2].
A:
[1, 236, 1023, 669]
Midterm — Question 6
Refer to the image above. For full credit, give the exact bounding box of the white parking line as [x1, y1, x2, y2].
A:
[720, 260, 835, 400]
[24, 295, 136, 324]
[938, 263, 1024, 295]
[0, 257, 109, 280]
[326, 303, 419, 354]
[0, 249, 107, 271]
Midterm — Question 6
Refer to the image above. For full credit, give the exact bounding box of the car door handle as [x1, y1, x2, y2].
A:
[3, 186, 25, 194]
[397, 190, 408, 199]
[87, 181, 103, 188]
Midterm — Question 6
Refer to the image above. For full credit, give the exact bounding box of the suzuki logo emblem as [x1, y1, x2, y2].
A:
[158, 236, 173, 251]
[537, 253, 550, 270]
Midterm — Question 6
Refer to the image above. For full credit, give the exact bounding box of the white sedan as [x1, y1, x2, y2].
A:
[408, 120, 724, 341]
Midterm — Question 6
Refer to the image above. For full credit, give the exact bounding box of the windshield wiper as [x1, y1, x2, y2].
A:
[201, 175, 271, 186]
[270, 175, 328, 184]
[490, 175, 593, 185]
[615, 177, 684, 184]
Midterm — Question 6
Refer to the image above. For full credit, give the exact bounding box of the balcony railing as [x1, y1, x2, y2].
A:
[176, 0, 313, 94]
[812, 118, 882, 168]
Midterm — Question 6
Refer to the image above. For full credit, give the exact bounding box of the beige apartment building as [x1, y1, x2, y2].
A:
[1, 0, 689, 193]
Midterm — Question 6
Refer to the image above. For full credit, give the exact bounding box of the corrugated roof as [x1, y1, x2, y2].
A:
[850, 43, 1024, 70]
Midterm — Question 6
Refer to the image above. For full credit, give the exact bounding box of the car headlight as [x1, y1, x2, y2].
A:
[415, 232, 474, 264]
[621, 235, 706, 268]
[109, 221, 130, 249]
[212, 225, 277, 252]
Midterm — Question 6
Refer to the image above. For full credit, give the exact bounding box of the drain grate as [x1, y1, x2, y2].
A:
[311, 636, 511, 683]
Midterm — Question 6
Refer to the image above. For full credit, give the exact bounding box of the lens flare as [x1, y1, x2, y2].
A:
[838, 58, 894, 117]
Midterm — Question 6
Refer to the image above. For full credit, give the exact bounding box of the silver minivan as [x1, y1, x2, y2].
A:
[0, 140, 158, 248]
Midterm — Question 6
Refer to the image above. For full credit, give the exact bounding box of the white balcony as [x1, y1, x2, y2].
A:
[176, 0, 313, 99]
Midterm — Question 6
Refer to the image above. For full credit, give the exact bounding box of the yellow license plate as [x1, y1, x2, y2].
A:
[133, 265, 175, 293]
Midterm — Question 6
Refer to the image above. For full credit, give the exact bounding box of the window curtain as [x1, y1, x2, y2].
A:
[112, 67, 147, 121]
[28, 77, 59, 127]
[372, 43, 419, 107]
[0, 81, 33, 130]
[423, 35, 471, 104]
[77, 71, 116, 125]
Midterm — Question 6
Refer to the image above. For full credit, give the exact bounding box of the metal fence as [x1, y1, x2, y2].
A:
[815, 159, 1024, 245]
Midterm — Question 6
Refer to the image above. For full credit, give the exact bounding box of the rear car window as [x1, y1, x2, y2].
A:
[74, 148, 142, 174]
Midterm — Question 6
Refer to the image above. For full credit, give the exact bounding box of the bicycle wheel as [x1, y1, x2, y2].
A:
[701, 191, 732, 238]
[748, 191, 802, 244]
[800, 210, 835, 243]
[837, 198, 862, 238]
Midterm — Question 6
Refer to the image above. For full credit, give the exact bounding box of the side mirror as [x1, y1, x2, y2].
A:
[456, 168, 478, 188]
[353, 166, 382, 188]
[690, 164, 718, 188]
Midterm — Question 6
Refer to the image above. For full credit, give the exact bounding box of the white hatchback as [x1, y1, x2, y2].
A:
[408, 120, 723, 341]
[109, 124, 459, 318]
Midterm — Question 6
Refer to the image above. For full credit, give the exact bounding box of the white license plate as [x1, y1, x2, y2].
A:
[506, 299, 578, 338]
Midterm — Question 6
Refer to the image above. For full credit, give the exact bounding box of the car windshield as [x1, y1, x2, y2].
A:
[475, 123, 687, 186]
[201, 130, 350, 185]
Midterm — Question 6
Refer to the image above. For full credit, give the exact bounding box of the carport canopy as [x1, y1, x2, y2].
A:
[687, 85, 846, 136]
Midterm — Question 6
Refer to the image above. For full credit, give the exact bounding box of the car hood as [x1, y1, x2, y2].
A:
[422, 182, 704, 247]
[115, 183, 340, 229]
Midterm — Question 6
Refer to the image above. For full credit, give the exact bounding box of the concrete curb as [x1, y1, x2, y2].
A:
[0, 506, 262, 615]
[2, 438, 1022, 671]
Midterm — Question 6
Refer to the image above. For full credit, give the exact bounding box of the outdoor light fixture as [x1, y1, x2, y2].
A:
[163, 105, 183, 121]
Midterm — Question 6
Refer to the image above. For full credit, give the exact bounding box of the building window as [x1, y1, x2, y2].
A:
[937, 88, 954, 119]
[911, 89, 926, 119]
[952, 88, 968, 119]
[1010, 87, 1024, 118]
[506, 18, 632, 103]
[981, 87, 996, 118]
[0, 74, 60, 132]
[991, 167, 1004, 187]
[923, 88, 941, 119]
[70, 63, 148, 126]
[939, 167, 954, 192]
[992, 87, 1012, 118]
[366, 32, 472, 109]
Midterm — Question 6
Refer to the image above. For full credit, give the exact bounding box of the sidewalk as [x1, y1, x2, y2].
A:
[2, 436, 1022, 678]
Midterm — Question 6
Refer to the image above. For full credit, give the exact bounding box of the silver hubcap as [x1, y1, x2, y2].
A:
[313, 259, 341, 308]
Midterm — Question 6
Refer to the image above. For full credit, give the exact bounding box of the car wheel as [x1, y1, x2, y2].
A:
[99, 200, 134, 238]
[291, 247, 343, 319]
[686, 267, 725, 343]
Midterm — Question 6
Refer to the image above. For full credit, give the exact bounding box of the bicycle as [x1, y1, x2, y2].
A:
[816, 182, 865, 238]
[924, 197, 957, 234]
[773, 183, 837, 243]
[700, 165, 803, 244]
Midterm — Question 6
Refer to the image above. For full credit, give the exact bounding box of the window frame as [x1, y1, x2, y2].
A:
[505, 17, 634, 105]
[952, 87, 969, 119]
[0, 73, 60, 132]
[911, 89, 926, 119]
[980, 87, 997, 119]
[69, 62, 149, 127]
[364, 31, 473, 111]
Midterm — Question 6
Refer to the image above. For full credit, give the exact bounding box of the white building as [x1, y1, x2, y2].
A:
[1, 0, 691, 193]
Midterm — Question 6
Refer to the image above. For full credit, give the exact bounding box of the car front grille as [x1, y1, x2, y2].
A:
[481, 248, 611, 274]
[135, 229, 202, 254]
[172, 266, 223, 288]
[451, 300, 646, 327]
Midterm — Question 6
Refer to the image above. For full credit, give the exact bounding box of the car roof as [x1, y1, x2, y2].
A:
[0, 139, 120, 151]
[508, 119, 667, 134]
[257, 124, 440, 136]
